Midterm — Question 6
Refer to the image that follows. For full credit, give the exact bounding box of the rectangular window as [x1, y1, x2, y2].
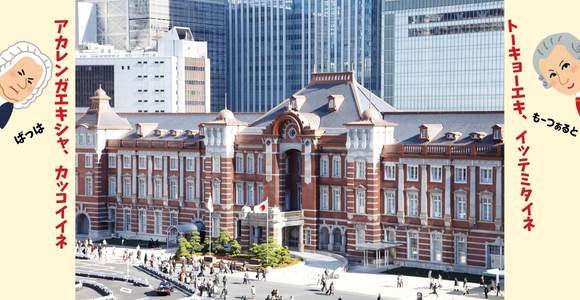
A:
[212, 180, 221, 203]
[212, 155, 220, 173]
[257, 155, 264, 174]
[480, 194, 493, 222]
[320, 186, 329, 210]
[108, 176, 116, 196]
[356, 188, 366, 213]
[211, 215, 220, 238]
[154, 178, 162, 199]
[186, 158, 194, 171]
[85, 176, 93, 196]
[170, 212, 178, 227]
[123, 155, 131, 169]
[154, 157, 162, 170]
[108, 154, 116, 168]
[356, 160, 366, 179]
[139, 210, 146, 233]
[123, 177, 131, 197]
[332, 187, 341, 211]
[235, 182, 244, 205]
[455, 193, 467, 219]
[170, 158, 178, 171]
[430, 166, 442, 182]
[186, 181, 194, 201]
[384, 163, 396, 180]
[235, 155, 244, 173]
[85, 154, 93, 168]
[169, 178, 178, 200]
[247, 155, 255, 174]
[247, 183, 254, 206]
[480, 167, 493, 184]
[138, 177, 146, 198]
[332, 156, 341, 178]
[454, 166, 467, 183]
[384, 189, 396, 215]
[154, 211, 162, 235]
[431, 233, 443, 262]
[320, 156, 329, 177]
[138, 156, 146, 169]
[257, 184, 264, 204]
[408, 231, 419, 260]
[408, 191, 419, 217]
[123, 208, 131, 232]
[407, 165, 418, 181]
[455, 235, 467, 265]
[431, 192, 442, 218]
[304, 228, 311, 245]
[356, 226, 366, 245]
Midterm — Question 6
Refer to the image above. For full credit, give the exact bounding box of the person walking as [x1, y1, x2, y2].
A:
[496, 281, 502, 296]
[484, 285, 489, 299]
[243, 272, 249, 284]
[321, 277, 327, 292]
[327, 282, 335, 295]
[377, 293, 382, 300]
[454, 277, 459, 291]
[251, 285, 256, 299]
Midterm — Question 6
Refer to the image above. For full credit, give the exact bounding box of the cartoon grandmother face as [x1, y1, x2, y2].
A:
[0, 56, 44, 103]
[537, 44, 580, 96]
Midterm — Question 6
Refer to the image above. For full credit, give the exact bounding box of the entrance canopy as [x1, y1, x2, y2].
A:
[356, 241, 403, 268]
[169, 223, 201, 234]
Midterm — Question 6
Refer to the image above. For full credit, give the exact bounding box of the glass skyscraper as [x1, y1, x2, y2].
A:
[228, 0, 503, 112]
[381, 0, 504, 111]
[227, 0, 381, 112]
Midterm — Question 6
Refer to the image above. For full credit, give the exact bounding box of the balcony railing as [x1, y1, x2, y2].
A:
[385, 144, 503, 158]
[107, 139, 197, 149]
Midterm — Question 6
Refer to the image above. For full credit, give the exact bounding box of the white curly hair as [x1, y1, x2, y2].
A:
[0, 41, 52, 109]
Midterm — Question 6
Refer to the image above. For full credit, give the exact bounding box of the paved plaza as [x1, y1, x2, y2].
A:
[76, 247, 505, 300]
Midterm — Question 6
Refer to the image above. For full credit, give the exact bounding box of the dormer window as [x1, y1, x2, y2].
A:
[419, 124, 442, 142]
[288, 95, 306, 111]
[470, 132, 486, 141]
[492, 124, 503, 142]
[420, 128, 428, 140]
[327, 95, 344, 112]
[170, 129, 177, 136]
[445, 132, 462, 141]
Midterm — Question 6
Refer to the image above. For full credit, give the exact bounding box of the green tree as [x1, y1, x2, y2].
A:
[189, 230, 203, 253]
[250, 239, 286, 267]
[175, 237, 192, 259]
[230, 239, 241, 256]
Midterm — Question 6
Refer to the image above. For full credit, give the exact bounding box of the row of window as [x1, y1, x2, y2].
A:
[104, 155, 196, 172]
[100, 175, 198, 201]
[114, 207, 175, 235]
[319, 155, 343, 178]
[383, 164, 494, 184]
[234, 182, 265, 206]
[234, 153, 264, 174]
[381, 189, 494, 222]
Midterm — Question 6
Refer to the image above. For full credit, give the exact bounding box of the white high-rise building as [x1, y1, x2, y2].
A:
[76, 27, 211, 113]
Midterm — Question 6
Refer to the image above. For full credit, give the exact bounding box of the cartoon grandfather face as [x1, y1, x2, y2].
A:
[0, 56, 45, 103]
[0, 42, 52, 130]
[533, 33, 580, 115]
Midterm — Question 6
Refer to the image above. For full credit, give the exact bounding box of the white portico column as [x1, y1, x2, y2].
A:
[420, 164, 428, 225]
[132, 154, 137, 197]
[328, 230, 334, 251]
[397, 163, 405, 223]
[469, 166, 477, 226]
[495, 166, 503, 231]
[444, 165, 452, 227]
[298, 225, 304, 252]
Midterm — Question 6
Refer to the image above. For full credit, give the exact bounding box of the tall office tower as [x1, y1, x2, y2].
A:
[227, 0, 381, 113]
[169, 0, 227, 112]
[381, 0, 504, 111]
[77, 0, 227, 112]
[77, 27, 211, 112]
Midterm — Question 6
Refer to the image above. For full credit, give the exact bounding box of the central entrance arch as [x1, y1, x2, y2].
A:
[283, 149, 302, 211]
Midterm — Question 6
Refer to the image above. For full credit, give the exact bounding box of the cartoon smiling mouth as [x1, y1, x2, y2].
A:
[568, 83, 576, 89]
[9, 86, 18, 94]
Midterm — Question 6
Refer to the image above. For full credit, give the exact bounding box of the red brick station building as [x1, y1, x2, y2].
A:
[76, 72, 504, 274]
